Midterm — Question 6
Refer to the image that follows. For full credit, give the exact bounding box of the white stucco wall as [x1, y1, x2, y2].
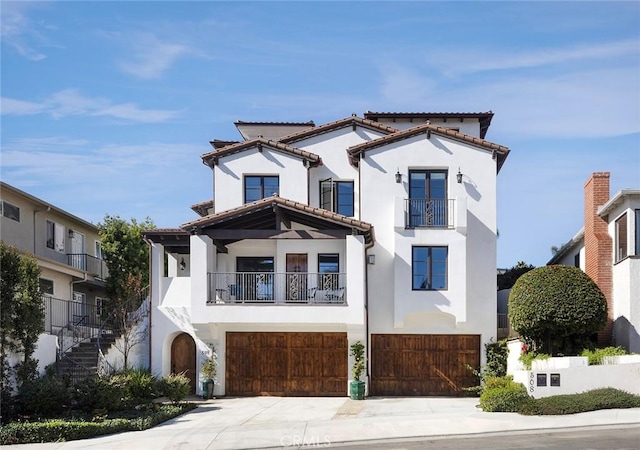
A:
[213, 147, 309, 212]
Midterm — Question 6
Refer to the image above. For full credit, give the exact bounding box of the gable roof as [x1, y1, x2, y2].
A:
[276, 115, 399, 144]
[182, 195, 374, 245]
[201, 137, 321, 167]
[363, 111, 494, 139]
[191, 199, 215, 217]
[347, 123, 510, 172]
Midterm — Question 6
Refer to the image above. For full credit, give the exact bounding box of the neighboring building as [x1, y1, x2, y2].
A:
[144, 111, 510, 397]
[548, 172, 640, 352]
[0, 181, 109, 372]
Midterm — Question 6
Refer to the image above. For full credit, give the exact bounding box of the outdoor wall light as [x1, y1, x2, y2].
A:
[68, 229, 75, 238]
[395, 169, 402, 184]
[180, 257, 186, 271]
[457, 168, 463, 184]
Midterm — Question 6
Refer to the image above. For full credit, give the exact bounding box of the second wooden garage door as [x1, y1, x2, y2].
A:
[371, 334, 480, 396]
[226, 332, 347, 396]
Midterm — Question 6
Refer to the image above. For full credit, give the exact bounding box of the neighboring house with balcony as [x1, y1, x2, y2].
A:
[0, 181, 109, 373]
[548, 172, 640, 353]
[143, 111, 510, 397]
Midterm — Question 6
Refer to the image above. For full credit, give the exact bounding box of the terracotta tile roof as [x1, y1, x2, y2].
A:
[364, 111, 494, 139]
[234, 120, 315, 126]
[347, 123, 510, 172]
[144, 228, 190, 235]
[201, 137, 322, 167]
[182, 195, 374, 243]
[209, 139, 239, 149]
[277, 115, 399, 144]
[190, 199, 215, 217]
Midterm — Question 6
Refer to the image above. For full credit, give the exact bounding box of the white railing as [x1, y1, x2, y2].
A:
[208, 272, 347, 305]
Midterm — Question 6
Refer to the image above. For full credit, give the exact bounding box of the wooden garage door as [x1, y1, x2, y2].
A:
[371, 334, 480, 396]
[226, 332, 347, 396]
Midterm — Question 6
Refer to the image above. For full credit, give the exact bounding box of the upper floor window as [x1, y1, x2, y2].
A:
[615, 213, 628, 262]
[39, 278, 54, 296]
[408, 170, 448, 228]
[244, 175, 279, 203]
[95, 241, 103, 260]
[412, 246, 448, 290]
[46, 220, 65, 253]
[320, 179, 354, 216]
[318, 253, 339, 289]
[0, 200, 20, 222]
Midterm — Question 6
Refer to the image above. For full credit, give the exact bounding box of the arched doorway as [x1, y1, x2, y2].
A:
[171, 333, 196, 394]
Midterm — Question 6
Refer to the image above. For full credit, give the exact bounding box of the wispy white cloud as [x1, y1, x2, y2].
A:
[102, 31, 198, 79]
[430, 39, 640, 76]
[1, 90, 182, 123]
[0, 2, 50, 61]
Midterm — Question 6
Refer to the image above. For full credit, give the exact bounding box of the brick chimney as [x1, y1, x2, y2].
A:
[584, 172, 613, 345]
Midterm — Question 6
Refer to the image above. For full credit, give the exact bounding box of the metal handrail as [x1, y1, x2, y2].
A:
[405, 198, 455, 228]
[66, 253, 109, 279]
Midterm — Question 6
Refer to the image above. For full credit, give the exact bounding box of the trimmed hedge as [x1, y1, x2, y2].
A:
[518, 388, 640, 415]
[509, 265, 607, 355]
[0, 404, 197, 445]
[479, 376, 530, 412]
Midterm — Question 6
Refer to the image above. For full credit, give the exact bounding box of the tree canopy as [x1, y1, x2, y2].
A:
[508, 265, 607, 355]
[497, 261, 535, 290]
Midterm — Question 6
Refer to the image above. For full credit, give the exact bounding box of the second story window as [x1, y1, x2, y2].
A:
[244, 176, 279, 203]
[0, 200, 20, 222]
[320, 179, 354, 217]
[408, 170, 448, 228]
[46, 220, 65, 253]
[412, 246, 448, 290]
[615, 213, 628, 262]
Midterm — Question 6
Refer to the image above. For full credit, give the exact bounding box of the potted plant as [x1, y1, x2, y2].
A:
[349, 341, 366, 400]
[200, 350, 217, 400]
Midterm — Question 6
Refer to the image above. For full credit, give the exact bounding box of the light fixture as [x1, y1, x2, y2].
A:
[367, 254, 376, 265]
[457, 168, 463, 184]
[180, 257, 186, 271]
[68, 229, 75, 238]
[395, 169, 402, 184]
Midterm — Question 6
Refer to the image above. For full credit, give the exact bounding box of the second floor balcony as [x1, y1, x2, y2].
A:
[208, 272, 347, 305]
[67, 253, 109, 280]
[405, 199, 455, 229]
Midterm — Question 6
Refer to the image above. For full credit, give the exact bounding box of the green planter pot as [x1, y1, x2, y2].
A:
[202, 379, 214, 399]
[349, 380, 365, 400]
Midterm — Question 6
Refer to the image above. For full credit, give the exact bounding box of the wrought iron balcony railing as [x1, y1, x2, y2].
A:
[405, 198, 455, 229]
[208, 272, 347, 305]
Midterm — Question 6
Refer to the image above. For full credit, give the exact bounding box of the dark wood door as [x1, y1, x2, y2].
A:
[371, 334, 480, 396]
[286, 254, 308, 302]
[226, 332, 347, 396]
[171, 333, 196, 394]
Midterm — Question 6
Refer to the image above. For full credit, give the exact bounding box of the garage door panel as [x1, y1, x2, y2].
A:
[226, 332, 347, 396]
[371, 334, 480, 396]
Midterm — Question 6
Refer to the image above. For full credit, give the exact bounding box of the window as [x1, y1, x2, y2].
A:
[636, 210, 640, 256]
[318, 253, 339, 289]
[244, 176, 279, 203]
[95, 241, 103, 259]
[96, 297, 104, 316]
[46, 220, 65, 253]
[412, 246, 448, 290]
[0, 200, 20, 222]
[39, 278, 54, 296]
[615, 213, 628, 262]
[408, 170, 448, 227]
[574, 253, 580, 268]
[320, 179, 354, 216]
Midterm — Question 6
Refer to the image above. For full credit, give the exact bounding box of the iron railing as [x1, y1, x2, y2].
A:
[208, 272, 347, 305]
[405, 198, 455, 228]
[66, 253, 109, 279]
[44, 295, 101, 334]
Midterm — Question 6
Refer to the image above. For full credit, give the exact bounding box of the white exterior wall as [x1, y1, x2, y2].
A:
[359, 133, 497, 360]
[374, 118, 481, 137]
[213, 148, 309, 212]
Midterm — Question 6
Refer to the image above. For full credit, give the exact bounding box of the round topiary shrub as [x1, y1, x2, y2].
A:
[508, 265, 607, 355]
[479, 376, 530, 412]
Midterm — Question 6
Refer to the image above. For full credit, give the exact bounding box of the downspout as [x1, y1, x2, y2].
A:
[143, 237, 154, 371]
[364, 238, 374, 391]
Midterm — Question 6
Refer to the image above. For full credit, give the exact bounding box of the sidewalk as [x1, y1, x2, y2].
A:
[6, 396, 640, 449]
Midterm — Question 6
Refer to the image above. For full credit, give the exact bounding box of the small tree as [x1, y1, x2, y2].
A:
[498, 261, 535, 290]
[0, 242, 44, 395]
[508, 265, 607, 355]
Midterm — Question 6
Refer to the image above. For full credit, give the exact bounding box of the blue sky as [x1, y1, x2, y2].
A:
[1, 1, 639, 268]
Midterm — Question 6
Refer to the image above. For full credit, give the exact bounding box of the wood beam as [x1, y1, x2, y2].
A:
[203, 229, 350, 240]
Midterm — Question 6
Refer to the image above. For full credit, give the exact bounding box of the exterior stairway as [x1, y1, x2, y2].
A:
[56, 335, 116, 382]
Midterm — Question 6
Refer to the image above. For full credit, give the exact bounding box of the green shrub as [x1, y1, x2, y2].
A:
[0, 404, 197, 444]
[581, 346, 627, 365]
[159, 373, 191, 404]
[109, 368, 158, 408]
[518, 388, 640, 415]
[485, 339, 508, 377]
[479, 376, 530, 412]
[16, 375, 70, 417]
[519, 352, 550, 370]
[73, 376, 124, 412]
[509, 265, 607, 355]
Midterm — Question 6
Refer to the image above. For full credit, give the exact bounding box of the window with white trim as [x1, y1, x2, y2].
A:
[46, 220, 65, 253]
[615, 213, 628, 262]
[0, 200, 20, 222]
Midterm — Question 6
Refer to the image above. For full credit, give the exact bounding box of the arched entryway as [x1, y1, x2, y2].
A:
[171, 333, 196, 394]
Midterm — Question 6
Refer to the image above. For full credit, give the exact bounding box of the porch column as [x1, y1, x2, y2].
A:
[149, 242, 164, 307]
[190, 234, 215, 311]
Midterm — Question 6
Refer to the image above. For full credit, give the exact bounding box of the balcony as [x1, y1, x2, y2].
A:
[405, 199, 455, 229]
[67, 253, 109, 280]
[208, 272, 347, 305]
[43, 295, 101, 334]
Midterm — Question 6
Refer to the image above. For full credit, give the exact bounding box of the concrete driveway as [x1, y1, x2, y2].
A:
[6, 396, 640, 449]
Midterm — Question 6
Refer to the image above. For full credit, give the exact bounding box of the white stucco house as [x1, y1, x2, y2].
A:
[143, 111, 510, 397]
[548, 172, 640, 353]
